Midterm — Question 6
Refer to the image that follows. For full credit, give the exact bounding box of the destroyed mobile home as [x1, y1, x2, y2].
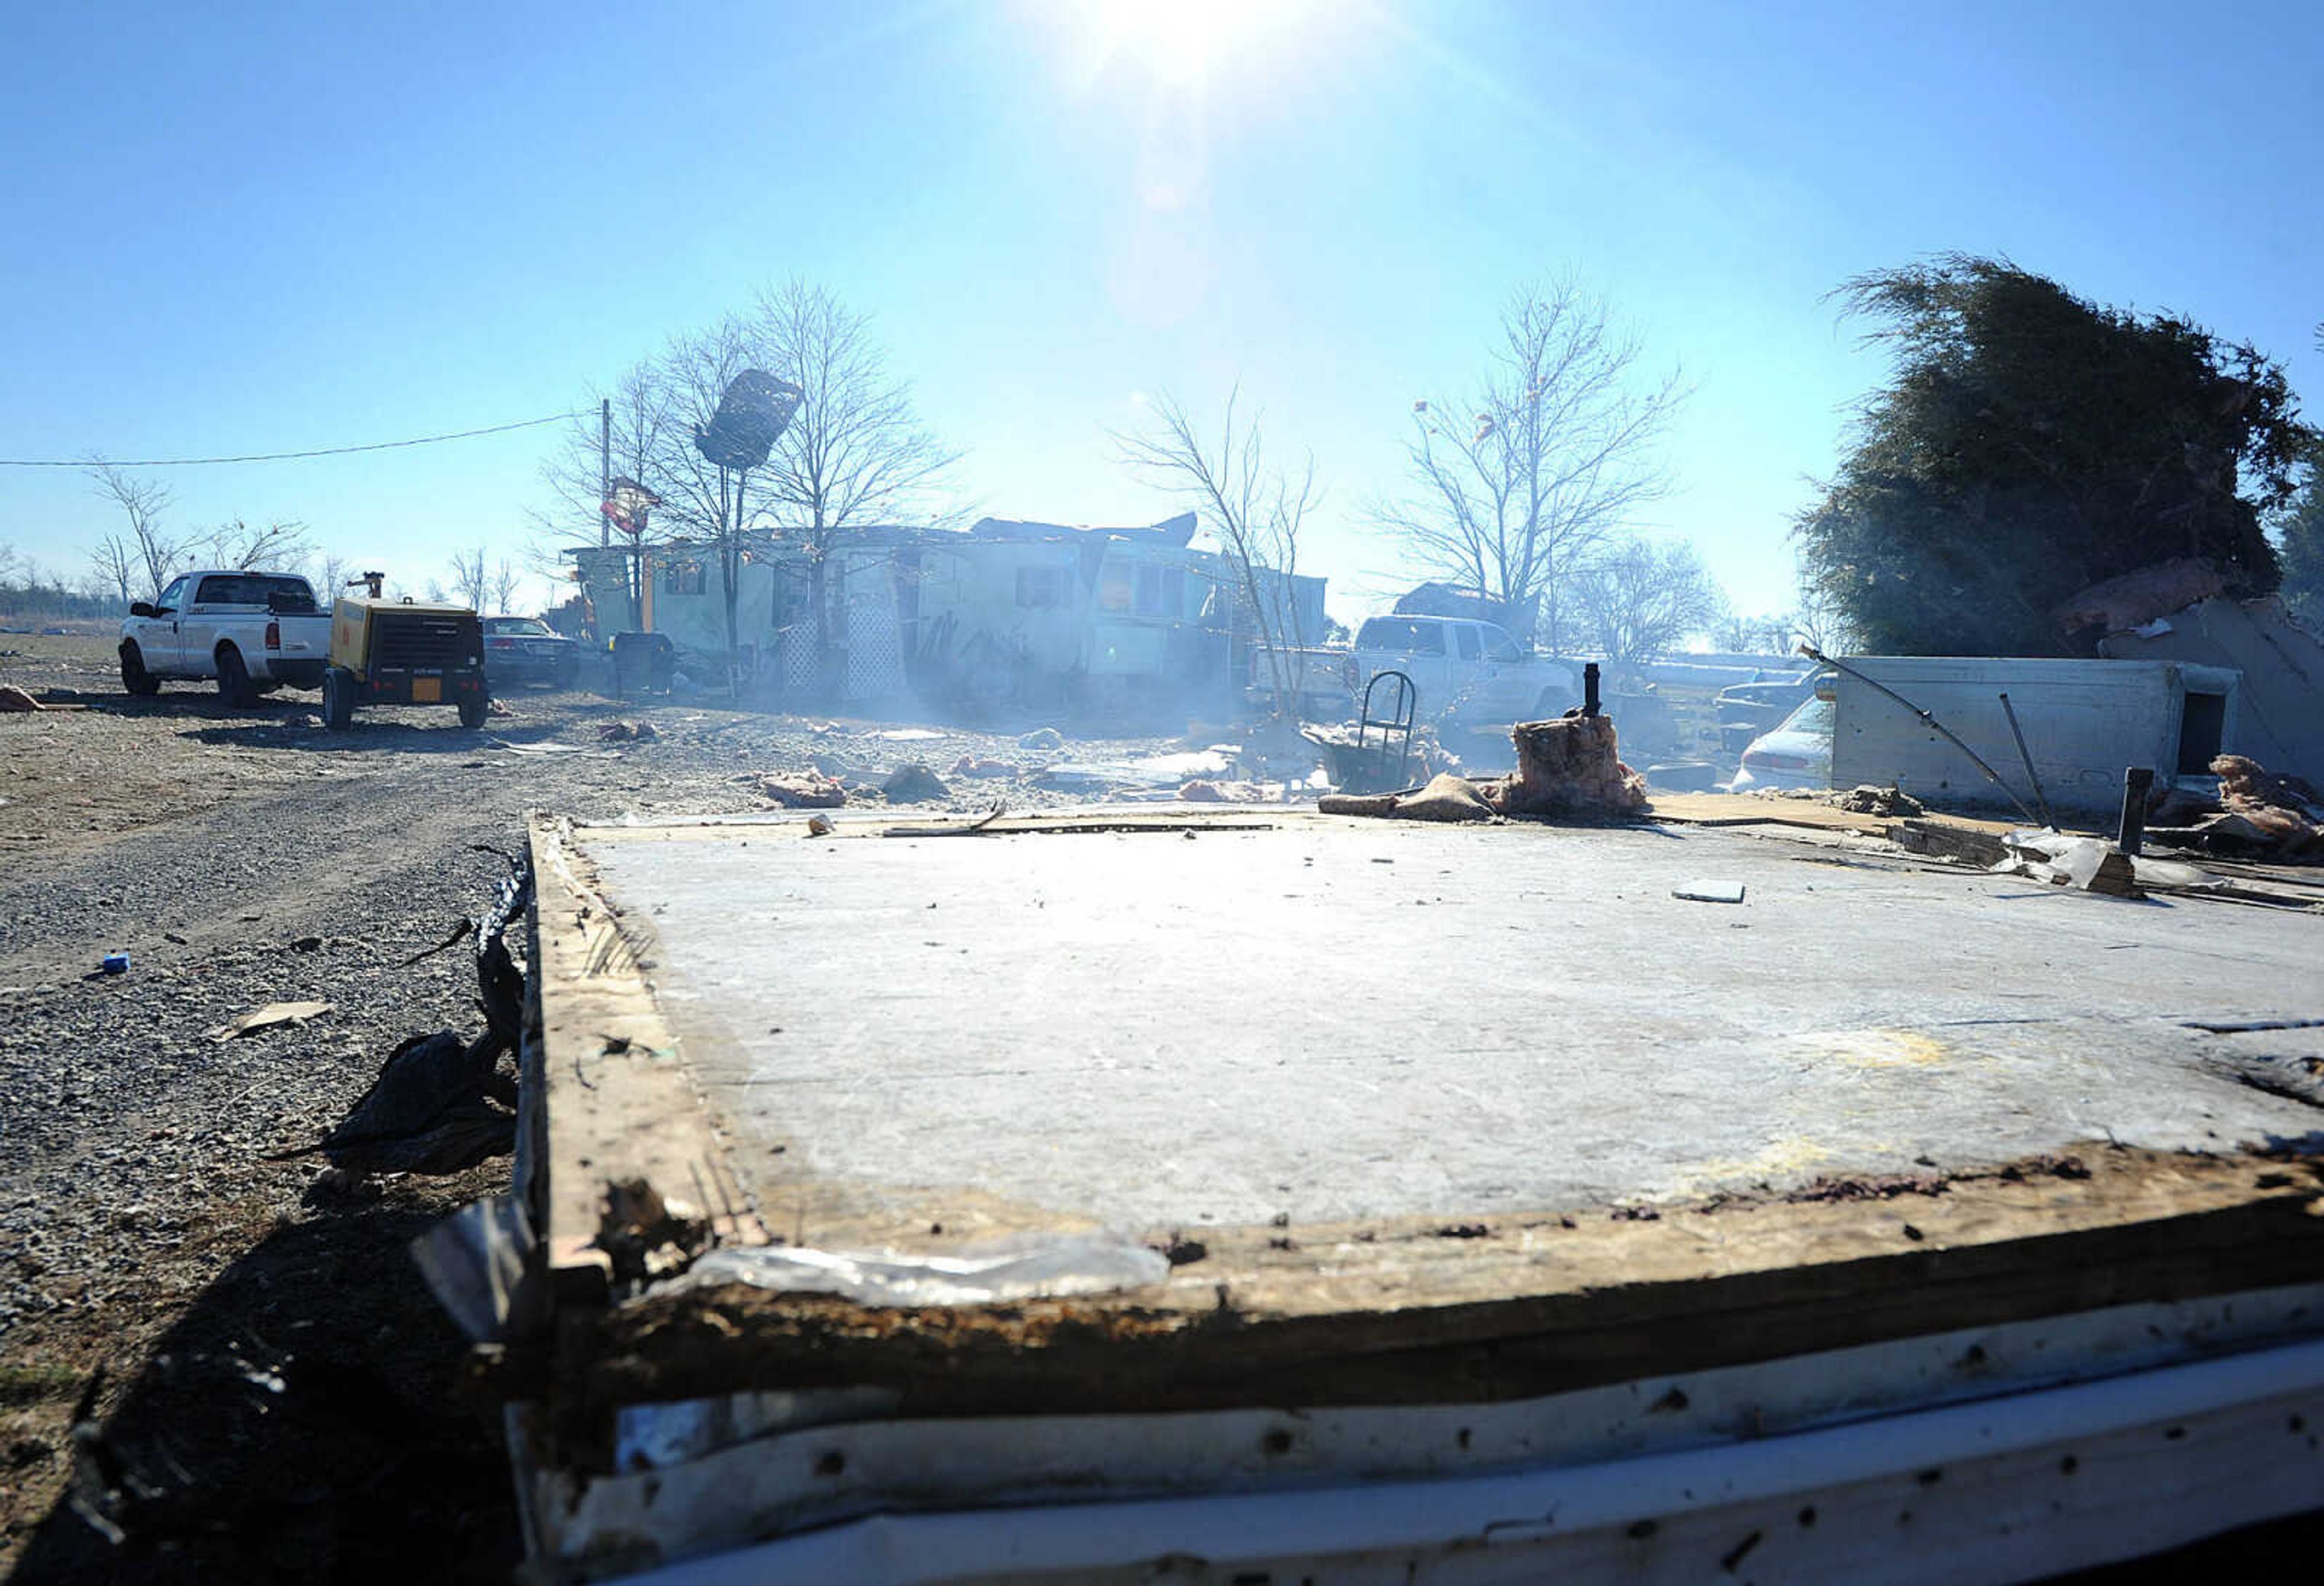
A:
[347, 703, 2324, 1585]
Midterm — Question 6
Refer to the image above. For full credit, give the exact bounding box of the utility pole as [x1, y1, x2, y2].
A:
[599, 397, 612, 549]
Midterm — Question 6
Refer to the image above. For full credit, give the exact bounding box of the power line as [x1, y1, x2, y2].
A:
[0, 410, 585, 468]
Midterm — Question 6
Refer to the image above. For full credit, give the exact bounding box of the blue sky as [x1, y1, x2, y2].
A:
[5, 0, 2319, 618]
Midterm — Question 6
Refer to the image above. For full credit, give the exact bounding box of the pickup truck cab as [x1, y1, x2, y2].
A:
[119, 570, 332, 704]
[1352, 614, 1581, 726]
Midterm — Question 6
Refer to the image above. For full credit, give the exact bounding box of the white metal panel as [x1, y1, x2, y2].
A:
[1829, 657, 2236, 814]
[617, 1336, 2324, 1586]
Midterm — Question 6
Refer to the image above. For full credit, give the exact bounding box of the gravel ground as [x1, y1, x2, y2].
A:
[0, 633, 1195, 1582]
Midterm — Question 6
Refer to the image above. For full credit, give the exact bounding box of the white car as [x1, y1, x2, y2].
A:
[1727, 694, 1834, 791]
[1351, 615, 1580, 726]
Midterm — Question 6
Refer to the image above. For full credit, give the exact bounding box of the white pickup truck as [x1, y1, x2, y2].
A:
[118, 569, 333, 704]
[1352, 614, 1581, 726]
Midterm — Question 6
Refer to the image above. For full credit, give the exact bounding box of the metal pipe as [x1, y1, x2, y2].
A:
[1996, 692, 2056, 830]
[2119, 766, 2155, 856]
[1582, 662, 1600, 718]
[1799, 645, 2039, 826]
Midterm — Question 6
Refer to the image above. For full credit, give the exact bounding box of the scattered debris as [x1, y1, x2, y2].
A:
[948, 754, 1018, 780]
[1017, 727, 1065, 751]
[1179, 778, 1277, 804]
[0, 684, 46, 713]
[208, 1000, 334, 1042]
[806, 813, 835, 837]
[98, 951, 130, 975]
[1832, 784, 1924, 817]
[881, 762, 951, 803]
[1321, 772, 1499, 824]
[487, 698, 515, 718]
[876, 728, 945, 742]
[1672, 881, 1747, 904]
[594, 1176, 712, 1287]
[597, 719, 660, 743]
[2210, 754, 2324, 859]
[1995, 831, 2141, 897]
[755, 772, 845, 808]
[2052, 557, 2224, 639]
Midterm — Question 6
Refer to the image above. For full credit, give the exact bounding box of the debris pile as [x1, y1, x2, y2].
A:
[1832, 784, 1925, 817]
[949, 754, 1018, 780]
[596, 719, 659, 742]
[1497, 713, 1647, 818]
[1319, 713, 1647, 824]
[2211, 755, 2324, 859]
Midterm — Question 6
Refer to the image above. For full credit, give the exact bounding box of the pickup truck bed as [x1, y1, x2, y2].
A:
[508, 809, 2324, 1582]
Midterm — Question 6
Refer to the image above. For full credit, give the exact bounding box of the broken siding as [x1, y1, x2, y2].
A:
[2099, 596, 2324, 786]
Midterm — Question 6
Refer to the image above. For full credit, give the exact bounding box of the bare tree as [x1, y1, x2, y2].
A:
[1374, 278, 1687, 652]
[187, 517, 310, 571]
[88, 464, 183, 601]
[490, 559, 523, 615]
[1570, 537, 1727, 676]
[90, 536, 138, 606]
[447, 548, 491, 611]
[1115, 388, 1318, 725]
[312, 551, 350, 609]
[536, 282, 957, 695]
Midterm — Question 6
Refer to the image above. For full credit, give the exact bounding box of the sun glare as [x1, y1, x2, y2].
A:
[1052, 0, 1322, 91]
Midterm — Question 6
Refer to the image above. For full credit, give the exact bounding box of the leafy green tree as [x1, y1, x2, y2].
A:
[1796, 257, 2314, 655]
[2276, 445, 2324, 630]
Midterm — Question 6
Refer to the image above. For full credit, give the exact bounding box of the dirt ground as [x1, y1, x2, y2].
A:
[0, 632, 1190, 1583]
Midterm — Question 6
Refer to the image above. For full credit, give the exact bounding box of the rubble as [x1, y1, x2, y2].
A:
[1178, 779, 1277, 804]
[881, 763, 951, 803]
[949, 754, 1019, 780]
[2211, 755, 2324, 858]
[753, 772, 845, 808]
[1831, 783, 1924, 817]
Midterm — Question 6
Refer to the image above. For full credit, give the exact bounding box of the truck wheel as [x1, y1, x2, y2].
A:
[216, 646, 254, 707]
[322, 667, 355, 730]
[119, 643, 161, 696]
[458, 693, 490, 730]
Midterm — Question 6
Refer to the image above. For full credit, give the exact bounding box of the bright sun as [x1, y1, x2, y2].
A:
[1064, 0, 1318, 90]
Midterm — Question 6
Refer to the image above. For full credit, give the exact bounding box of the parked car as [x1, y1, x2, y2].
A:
[482, 616, 580, 690]
[1351, 615, 1580, 727]
[1713, 669, 1830, 755]
[1727, 693, 1834, 791]
[118, 569, 332, 704]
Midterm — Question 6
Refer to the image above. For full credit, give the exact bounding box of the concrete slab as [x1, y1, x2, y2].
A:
[580, 816, 2324, 1240]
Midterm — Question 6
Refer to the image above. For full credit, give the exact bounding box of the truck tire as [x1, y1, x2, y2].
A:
[458, 692, 490, 730]
[215, 646, 254, 707]
[322, 667, 355, 730]
[119, 642, 161, 696]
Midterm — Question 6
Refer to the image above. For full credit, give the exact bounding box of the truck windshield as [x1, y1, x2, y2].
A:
[192, 574, 318, 611]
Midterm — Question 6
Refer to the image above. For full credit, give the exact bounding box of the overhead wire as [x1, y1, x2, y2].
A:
[0, 410, 586, 468]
